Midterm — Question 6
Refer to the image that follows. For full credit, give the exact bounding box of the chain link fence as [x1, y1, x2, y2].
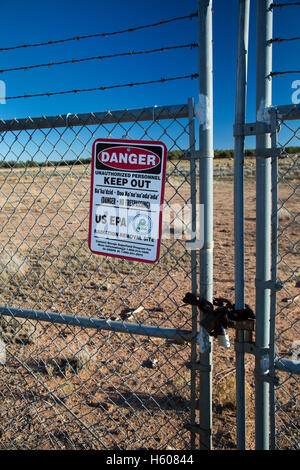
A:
[271, 107, 300, 450]
[0, 103, 201, 450]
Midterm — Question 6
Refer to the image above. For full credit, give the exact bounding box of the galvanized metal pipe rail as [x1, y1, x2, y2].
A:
[197, 0, 213, 451]
[0, 306, 194, 343]
[271, 103, 300, 120]
[269, 107, 279, 450]
[255, 0, 273, 450]
[0, 104, 189, 132]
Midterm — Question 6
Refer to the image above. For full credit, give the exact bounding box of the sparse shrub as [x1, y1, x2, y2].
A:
[40, 346, 93, 377]
[0, 316, 37, 345]
[214, 376, 252, 412]
[214, 149, 234, 159]
[0, 249, 37, 346]
[55, 382, 74, 400]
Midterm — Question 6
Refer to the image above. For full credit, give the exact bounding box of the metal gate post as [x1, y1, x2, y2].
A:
[234, 0, 250, 451]
[188, 97, 198, 450]
[198, 0, 213, 450]
[269, 107, 278, 450]
[255, 0, 273, 450]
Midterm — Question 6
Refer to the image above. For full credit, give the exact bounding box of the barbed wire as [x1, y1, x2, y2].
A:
[0, 73, 198, 101]
[0, 12, 197, 53]
[0, 43, 198, 75]
[271, 2, 300, 7]
[270, 70, 300, 76]
[271, 36, 300, 43]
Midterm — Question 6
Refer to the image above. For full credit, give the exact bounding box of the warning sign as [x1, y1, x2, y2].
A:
[88, 138, 167, 263]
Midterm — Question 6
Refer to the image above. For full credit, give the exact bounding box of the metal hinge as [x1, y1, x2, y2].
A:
[235, 343, 280, 385]
[234, 122, 272, 137]
[255, 279, 283, 291]
[185, 361, 211, 372]
[254, 371, 280, 386]
[255, 148, 282, 158]
[184, 422, 211, 436]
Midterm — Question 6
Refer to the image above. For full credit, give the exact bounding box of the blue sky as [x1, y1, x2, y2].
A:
[0, 0, 299, 149]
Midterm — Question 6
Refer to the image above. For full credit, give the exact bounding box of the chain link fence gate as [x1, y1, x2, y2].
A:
[233, 0, 299, 450]
[254, 0, 300, 450]
[269, 104, 300, 450]
[0, 101, 206, 450]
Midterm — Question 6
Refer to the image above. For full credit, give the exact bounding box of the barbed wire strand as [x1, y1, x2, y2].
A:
[271, 36, 300, 43]
[0, 73, 199, 101]
[270, 70, 300, 76]
[0, 43, 198, 75]
[271, 2, 300, 7]
[0, 12, 197, 53]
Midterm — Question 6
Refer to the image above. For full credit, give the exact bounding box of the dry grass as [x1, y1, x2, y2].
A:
[278, 206, 293, 222]
[0, 249, 29, 282]
[214, 376, 252, 412]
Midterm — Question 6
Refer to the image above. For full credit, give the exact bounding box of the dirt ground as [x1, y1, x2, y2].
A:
[0, 161, 298, 450]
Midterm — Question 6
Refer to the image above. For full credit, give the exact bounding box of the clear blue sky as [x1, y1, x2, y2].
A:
[0, 0, 299, 149]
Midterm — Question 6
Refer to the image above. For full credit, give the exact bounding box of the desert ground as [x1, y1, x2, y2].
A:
[0, 158, 298, 450]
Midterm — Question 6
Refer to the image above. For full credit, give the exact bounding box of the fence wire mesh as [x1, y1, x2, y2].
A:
[0, 104, 199, 450]
[272, 111, 300, 450]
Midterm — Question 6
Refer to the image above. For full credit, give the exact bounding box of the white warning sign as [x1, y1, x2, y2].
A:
[88, 138, 167, 263]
